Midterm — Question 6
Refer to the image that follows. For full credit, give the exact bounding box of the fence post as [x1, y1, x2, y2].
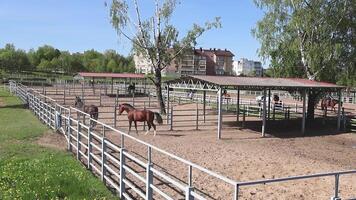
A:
[342, 108, 346, 131]
[273, 106, 276, 121]
[288, 109, 290, 120]
[332, 174, 340, 200]
[99, 92, 102, 106]
[295, 103, 298, 113]
[185, 165, 194, 200]
[132, 92, 135, 107]
[234, 183, 239, 200]
[63, 88, 66, 105]
[148, 94, 151, 107]
[114, 105, 117, 128]
[119, 135, 126, 199]
[242, 105, 246, 128]
[87, 120, 92, 170]
[143, 102, 146, 131]
[146, 147, 153, 200]
[196, 103, 199, 130]
[101, 129, 106, 182]
[68, 108, 72, 151]
[77, 123, 82, 161]
[170, 105, 173, 131]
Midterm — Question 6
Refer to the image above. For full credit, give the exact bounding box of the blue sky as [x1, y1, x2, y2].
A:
[0, 0, 265, 64]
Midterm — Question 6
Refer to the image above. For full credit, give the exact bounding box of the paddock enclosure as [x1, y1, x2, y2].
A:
[7, 79, 356, 200]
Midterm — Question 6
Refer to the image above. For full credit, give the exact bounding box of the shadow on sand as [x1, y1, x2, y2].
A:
[223, 118, 348, 138]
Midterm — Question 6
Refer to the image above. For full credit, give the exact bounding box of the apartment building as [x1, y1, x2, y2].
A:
[134, 48, 234, 76]
[233, 58, 263, 77]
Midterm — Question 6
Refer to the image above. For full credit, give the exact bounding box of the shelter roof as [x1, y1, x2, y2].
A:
[77, 72, 145, 79]
[166, 75, 344, 91]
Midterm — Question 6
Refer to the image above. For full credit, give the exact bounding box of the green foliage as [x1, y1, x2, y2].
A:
[0, 43, 134, 75]
[253, 0, 355, 87]
[0, 44, 33, 73]
[0, 88, 116, 199]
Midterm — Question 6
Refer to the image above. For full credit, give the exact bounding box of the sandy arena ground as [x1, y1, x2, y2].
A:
[38, 86, 356, 199]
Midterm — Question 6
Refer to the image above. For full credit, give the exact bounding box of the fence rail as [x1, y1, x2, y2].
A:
[7, 80, 356, 200]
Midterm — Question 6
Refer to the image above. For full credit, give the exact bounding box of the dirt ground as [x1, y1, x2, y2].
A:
[39, 86, 356, 199]
[36, 130, 67, 151]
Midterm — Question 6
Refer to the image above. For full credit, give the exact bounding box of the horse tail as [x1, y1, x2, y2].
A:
[154, 112, 163, 124]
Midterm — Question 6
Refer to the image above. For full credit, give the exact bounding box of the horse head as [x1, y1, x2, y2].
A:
[74, 96, 82, 108]
[118, 104, 125, 115]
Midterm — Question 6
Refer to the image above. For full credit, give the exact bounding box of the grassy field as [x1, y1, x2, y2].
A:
[0, 87, 116, 199]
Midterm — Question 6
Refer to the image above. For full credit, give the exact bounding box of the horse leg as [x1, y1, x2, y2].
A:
[134, 121, 138, 135]
[145, 121, 151, 135]
[152, 122, 157, 136]
[128, 119, 132, 134]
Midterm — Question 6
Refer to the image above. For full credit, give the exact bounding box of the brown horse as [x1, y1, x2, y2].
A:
[74, 96, 99, 127]
[320, 97, 342, 112]
[118, 103, 163, 136]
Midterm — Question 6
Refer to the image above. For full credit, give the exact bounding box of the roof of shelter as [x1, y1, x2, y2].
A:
[166, 75, 344, 91]
[77, 72, 145, 79]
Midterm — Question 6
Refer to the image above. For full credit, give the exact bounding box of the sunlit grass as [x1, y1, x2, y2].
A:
[0, 87, 116, 199]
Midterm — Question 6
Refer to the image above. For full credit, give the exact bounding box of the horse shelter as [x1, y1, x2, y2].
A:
[166, 75, 345, 139]
[74, 72, 148, 96]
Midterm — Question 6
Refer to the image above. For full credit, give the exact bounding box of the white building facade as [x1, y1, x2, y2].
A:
[233, 58, 263, 77]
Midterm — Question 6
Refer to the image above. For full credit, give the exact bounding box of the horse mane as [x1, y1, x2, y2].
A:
[122, 103, 135, 109]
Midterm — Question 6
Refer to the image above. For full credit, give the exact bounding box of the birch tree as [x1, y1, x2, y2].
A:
[252, 0, 354, 120]
[108, 0, 221, 114]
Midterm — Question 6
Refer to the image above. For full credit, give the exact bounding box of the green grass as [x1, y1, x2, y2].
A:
[0, 87, 116, 199]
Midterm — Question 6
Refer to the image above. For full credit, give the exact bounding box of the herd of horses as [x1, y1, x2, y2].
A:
[73, 90, 341, 135]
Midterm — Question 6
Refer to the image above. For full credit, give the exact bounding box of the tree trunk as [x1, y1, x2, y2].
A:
[154, 68, 166, 115]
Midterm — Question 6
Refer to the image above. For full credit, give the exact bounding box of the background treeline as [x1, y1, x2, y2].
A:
[0, 43, 135, 75]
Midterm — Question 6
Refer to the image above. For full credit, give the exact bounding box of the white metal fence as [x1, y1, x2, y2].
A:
[7, 81, 356, 200]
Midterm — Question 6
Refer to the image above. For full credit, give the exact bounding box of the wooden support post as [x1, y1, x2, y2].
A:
[203, 90, 206, 123]
[236, 88, 240, 122]
[166, 85, 170, 124]
[262, 88, 267, 137]
[342, 108, 346, 130]
[217, 88, 223, 139]
[170, 105, 173, 131]
[196, 103, 199, 130]
[302, 90, 306, 135]
[268, 89, 271, 120]
[115, 89, 119, 106]
[143, 102, 146, 131]
[242, 105, 246, 127]
[111, 78, 113, 95]
[337, 89, 342, 131]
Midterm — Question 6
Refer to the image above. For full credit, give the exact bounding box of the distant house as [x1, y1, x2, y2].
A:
[134, 48, 234, 76]
[233, 58, 263, 77]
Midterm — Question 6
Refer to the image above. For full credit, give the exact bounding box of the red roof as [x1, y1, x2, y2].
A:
[168, 75, 344, 90]
[77, 72, 145, 79]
